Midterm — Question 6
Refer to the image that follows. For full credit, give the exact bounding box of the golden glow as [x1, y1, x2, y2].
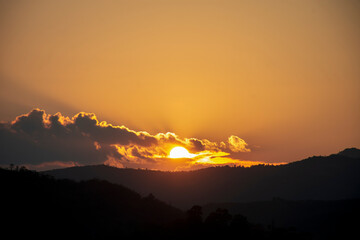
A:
[6, 108, 288, 171]
[169, 147, 193, 159]
[1, 1, 359, 166]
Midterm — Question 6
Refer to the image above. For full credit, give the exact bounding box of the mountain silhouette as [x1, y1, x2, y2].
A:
[46, 148, 360, 209]
[203, 198, 360, 239]
[3, 148, 360, 239]
[1, 167, 313, 239]
[1, 167, 182, 239]
[337, 147, 360, 158]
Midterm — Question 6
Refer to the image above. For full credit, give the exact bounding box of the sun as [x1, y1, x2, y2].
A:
[169, 146, 192, 158]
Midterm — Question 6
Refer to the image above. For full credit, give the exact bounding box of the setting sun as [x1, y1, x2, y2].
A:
[169, 147, 193, 159]
[1, 1, 359, 238]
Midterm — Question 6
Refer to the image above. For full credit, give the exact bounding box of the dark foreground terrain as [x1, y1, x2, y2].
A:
[1, 167, 182, 239]
[204, 198, 360, 240]
[2, 166, 359, 239]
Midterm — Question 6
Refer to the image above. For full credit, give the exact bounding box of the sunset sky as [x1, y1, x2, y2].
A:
[1, 0, 359, 170]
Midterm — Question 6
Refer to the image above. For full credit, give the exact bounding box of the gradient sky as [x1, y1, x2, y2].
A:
[1, 0, 359, 169]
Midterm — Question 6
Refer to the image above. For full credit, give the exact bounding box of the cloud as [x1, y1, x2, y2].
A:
[1, 109, 116, 169]
[227, 135, 251, 153]
[0, 108, 258, 171]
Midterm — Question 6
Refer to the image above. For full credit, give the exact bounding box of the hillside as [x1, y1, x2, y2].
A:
[1, 167, 313, 239]
[1, 167, 183, 239]
[45, 148, 360, 209]
[203, 198, 360, 239]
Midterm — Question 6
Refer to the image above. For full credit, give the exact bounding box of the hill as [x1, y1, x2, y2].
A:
[1, 167, 312, 239]
[45, 148, 360, 209]
[203, 198, 360, 239]
[1, 167, 183, 239]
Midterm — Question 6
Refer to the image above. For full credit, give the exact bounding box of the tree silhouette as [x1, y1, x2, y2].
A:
[186, 205, 203, 225]
[205, 208, 232, 229]
[230, 214, 251, 234]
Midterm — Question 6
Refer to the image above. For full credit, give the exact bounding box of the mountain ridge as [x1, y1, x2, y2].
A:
[45, 148, 360, 209]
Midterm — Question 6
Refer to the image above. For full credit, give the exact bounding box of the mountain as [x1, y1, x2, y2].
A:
[337, 147, 360, 159]
[203, 198, 360, 239]
[45, 148, 360, 209]
[1, 167, 183, 239]
[1, 167, 317, 239]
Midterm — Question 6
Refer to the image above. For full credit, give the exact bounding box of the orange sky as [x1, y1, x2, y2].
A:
[1, 0, 359, 167]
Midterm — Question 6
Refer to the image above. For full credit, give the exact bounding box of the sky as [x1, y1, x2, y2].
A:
[0, 0, 359, 171]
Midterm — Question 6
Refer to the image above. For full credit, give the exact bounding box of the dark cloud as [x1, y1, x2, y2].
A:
[130, 147, 157, 163]
[74, 112, 157, 146]
[11, 109, 46, 134]
[188, 138, 206, 152]
[0, 109, 124, 168]
[0, 109, 252, 170]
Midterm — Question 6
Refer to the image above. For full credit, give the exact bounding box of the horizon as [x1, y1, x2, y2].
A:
[43, 146, 360, 172]
[38, 146, 360, 171]
[0, 108, 358, 171]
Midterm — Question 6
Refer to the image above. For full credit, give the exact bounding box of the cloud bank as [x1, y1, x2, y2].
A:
[0, 109, 259, 171]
